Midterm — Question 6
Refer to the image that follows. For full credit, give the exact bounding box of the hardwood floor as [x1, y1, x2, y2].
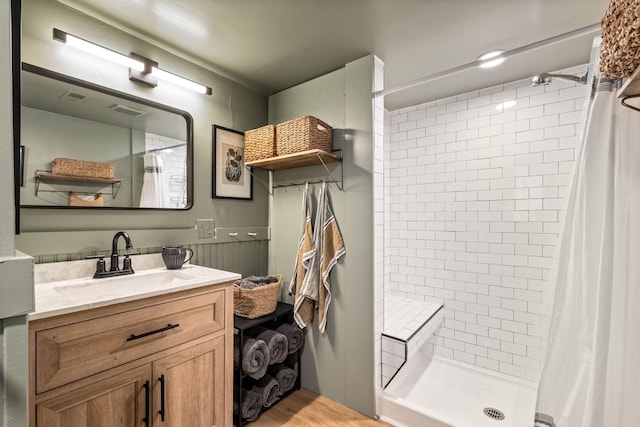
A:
[247, 388, 394, 427]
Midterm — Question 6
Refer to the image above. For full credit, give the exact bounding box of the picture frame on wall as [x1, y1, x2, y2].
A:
[212, 125, 252, 200]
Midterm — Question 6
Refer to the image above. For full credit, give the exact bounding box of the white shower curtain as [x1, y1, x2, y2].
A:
[139, 152, 166, 208]
[535, 73, 640, 426]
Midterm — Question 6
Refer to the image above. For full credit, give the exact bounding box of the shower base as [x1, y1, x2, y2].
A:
[377, 351, 537, 427]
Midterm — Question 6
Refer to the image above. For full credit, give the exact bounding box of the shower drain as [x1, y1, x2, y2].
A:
[483, 407, 505, 421]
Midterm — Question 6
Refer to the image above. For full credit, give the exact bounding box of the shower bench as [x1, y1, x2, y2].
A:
[381, 296, 443, 388]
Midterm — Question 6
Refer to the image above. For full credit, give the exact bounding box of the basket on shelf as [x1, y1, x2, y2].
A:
[51, 158, 114, 179]
[599, 0, 640, 78]
[275, 116, 333, 156]
[245, 125, 276, 162]
[233, 274, 282, 319]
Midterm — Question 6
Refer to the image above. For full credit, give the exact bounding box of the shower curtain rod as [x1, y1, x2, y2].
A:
[376, 23, 601, 97]
[147, 143, 186, 153]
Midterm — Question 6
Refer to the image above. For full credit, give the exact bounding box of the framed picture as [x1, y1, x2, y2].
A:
[212, 125, 252, 200]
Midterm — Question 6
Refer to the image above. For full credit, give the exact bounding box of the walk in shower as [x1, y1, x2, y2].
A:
[377, 59, 592, 426]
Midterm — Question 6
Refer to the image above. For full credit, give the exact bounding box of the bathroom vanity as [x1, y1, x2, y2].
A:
[27, 256, 240, 427]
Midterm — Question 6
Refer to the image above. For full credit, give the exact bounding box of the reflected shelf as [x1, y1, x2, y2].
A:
[34, 171, 122, 198]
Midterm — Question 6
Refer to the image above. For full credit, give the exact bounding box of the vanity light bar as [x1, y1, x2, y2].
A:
[53, 28, 212, 96]
[53, 28, 145, 72]
[151, 66, 212, 95]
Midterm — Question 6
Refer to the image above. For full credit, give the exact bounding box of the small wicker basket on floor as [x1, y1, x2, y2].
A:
[51, 158, 114, 179]
[275, 116, 333, 156]
[245, 125, 276, 162]
[233, 275, 282, 319]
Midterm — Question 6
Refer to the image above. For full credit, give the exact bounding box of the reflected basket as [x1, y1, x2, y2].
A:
[51, 157, 114, 179]
[233, 275, 282, 319]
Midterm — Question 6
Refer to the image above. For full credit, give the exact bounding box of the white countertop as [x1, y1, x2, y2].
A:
[29, 254, 241, 321]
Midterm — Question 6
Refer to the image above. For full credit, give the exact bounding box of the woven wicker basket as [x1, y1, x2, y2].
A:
[245, 125, 276, 162]
[275, 116, 333, 156]
[233, 275, 282, 319]
[599, 0, 640, 78]
[51, 158, 114, 179]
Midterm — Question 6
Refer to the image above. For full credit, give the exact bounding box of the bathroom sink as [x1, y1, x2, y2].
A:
[31, 263, 241, 320]
[52, 270, 197, 298]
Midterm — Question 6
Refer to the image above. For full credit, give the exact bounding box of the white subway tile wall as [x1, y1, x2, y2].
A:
[145, 133, 188, 208]
[384, 65, 587, 381]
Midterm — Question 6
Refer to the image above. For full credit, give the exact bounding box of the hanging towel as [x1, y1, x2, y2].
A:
[289, 182, 316, 328]
[295, 183, 326, 327]
[317, 182, 345, 333]
[139, 153, 166, 208]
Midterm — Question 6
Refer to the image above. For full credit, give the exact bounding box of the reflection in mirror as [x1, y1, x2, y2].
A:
[20, 63, 193, 209]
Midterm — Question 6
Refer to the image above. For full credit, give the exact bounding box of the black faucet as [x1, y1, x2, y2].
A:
[93, 231, 137, 278]
[110, 231, 134, 273]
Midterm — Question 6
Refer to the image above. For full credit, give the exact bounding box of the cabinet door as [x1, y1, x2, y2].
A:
[153, 336, 228, 427]
[36, 364, 151, 427]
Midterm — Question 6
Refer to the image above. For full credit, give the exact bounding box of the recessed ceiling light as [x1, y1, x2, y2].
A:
[477, 50, 507, 68]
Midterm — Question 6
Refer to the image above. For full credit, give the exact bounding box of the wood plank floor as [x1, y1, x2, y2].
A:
[247, 388, 394, 427]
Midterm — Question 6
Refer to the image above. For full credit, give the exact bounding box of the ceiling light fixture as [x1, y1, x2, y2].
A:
[477, 50, 507, 68]
[53, 28, 212, 95]
[53, 28, 145, 72]
[151, 67, 211, 95]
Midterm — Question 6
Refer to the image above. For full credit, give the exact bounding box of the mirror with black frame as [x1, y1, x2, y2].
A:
[19, 63, 193, 209]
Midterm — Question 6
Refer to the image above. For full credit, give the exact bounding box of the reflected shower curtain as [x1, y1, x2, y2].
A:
[139, 152, 166, 208]
[535, 74, 640, 426]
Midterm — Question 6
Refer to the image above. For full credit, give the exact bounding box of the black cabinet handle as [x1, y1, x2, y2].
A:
[142, 380, 150, 426]
[126, 323, 179, 342]
[158, 374, 166, 421]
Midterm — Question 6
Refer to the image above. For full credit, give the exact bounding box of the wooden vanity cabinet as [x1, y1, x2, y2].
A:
[29, 283, 233, 427]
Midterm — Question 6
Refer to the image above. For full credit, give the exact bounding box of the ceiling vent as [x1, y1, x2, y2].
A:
[108, 104, 146, 117]
[59, 90, 87, 102]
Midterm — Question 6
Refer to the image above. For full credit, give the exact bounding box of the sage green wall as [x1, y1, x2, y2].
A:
[0, 0, 14, 255]
[268, 55, 376, 417]
[20, 108, 135, 207]
[1, 2, 30, 426]
[17, 0, 270, 268]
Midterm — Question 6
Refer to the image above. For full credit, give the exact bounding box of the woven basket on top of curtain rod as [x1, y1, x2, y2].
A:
[244, 125, 276, 162]
[275, 116, 333, 156]
[599, 0, 640, 78]
[233, 275, 282, 319]
[51, 157, 114, 179]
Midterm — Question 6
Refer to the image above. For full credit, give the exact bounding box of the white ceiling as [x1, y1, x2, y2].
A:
[58, 0, 611, 111]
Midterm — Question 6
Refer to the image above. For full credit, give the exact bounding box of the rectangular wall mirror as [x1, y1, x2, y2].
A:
[20, 63, 193, 209]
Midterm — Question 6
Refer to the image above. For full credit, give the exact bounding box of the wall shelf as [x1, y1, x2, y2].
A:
[246, 149, 341, 171]
[618, 65, 640, 98]
[34, 171, 122, 198]
[246, 149, 343, 193]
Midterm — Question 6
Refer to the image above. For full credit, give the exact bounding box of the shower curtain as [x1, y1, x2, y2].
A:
[534, 72, 640, 425]
[139, 152, 166, 208]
